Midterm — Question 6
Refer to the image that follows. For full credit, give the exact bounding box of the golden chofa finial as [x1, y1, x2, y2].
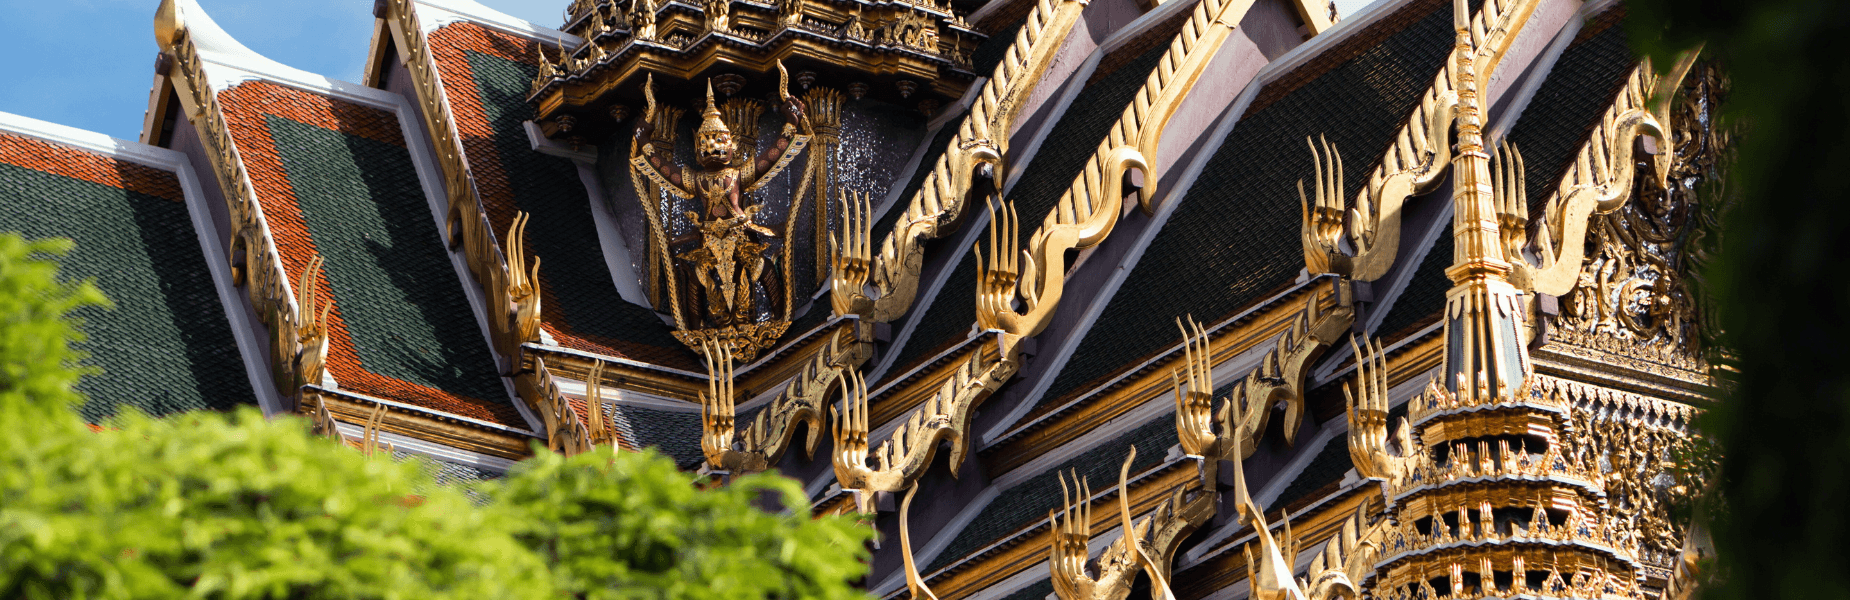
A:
[154, 0, 185, 48]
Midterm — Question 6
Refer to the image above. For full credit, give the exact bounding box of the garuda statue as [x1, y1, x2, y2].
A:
[630, 67, 811, 361]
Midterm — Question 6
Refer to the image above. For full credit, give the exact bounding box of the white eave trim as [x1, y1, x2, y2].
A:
[414, 0, 584, 45]
[333, 421, 520, 472]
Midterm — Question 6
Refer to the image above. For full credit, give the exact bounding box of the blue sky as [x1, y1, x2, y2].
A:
[0, 0, 1378, 141]
[0, 0, 563, 140]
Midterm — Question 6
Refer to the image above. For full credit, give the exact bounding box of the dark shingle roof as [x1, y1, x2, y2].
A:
[266, 114, 510, 405]
[885, 38, 1174, 377]
[0, 135, 255, 423]
[610, 404, 707, 469]
[1504, 8, 1634, 221]
[1376, 228, 1452, 340]
[1038, 0, 1460, 412]
[394, 450, 503, 505]
[1265, 434, 1351, 513]
[428, 22, 701, 371]
[926, 411, 1177, 572]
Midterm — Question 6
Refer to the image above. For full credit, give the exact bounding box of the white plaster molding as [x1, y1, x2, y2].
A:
[333, 421, 519, 472]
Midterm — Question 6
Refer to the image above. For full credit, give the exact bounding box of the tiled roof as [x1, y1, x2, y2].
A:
[1000, 579, 1053, 600]
[217, 81, 516, 425]
[1265, 433, 1351, 513]
[427, 22, 700, 372]
[1376, 228, 1452, 341]
[1504, 6, 1634, 221]
[885, 38, 1175, 378]
[1037, 0, 1460, 413]
[1265, 396, 1412, 514]
[607, 404, 707, 469]
[393, 449, 503, 505]
[0, 133, 255, 423]
[926, 411, 1177, 572]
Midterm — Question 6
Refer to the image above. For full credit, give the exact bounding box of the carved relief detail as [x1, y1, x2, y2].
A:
[1540, 61, 1726, 380]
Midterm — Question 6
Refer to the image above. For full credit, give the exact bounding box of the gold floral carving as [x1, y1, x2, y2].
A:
[1045, 313, 1366, 600]
[583, 360, 617, 448]
[898, 484, 943, 600]
[292, 256, 332, 390]
[630, 68, 813, 362]
[1301, 0, 1539, 281]
[1171, 301, 1352, 465]
[1536, 61, 1724, 381]
[1225, 365, 1309, 600]
[803, 87, 845, 287]
[535, 0, 980, 126]
[831, 0, 1090, 322]
[1546, 375, 1708, 569]
[698, 329, 866, 474]
[532, 356, 596, 456]
[310, 395, 341, 439]
[975, 0, 1266, 339]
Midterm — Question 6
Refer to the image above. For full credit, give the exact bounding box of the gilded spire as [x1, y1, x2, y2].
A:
[697, 80, 729, 138]
[1441, 0, 1528, 403]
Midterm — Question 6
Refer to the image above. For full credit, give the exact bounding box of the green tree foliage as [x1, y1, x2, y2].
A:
[1627, 1, 1850, 597]
[495, 450, 872, 600]
[0, 230, 874, 599]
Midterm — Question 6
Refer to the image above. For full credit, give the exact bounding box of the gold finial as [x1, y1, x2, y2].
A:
[154, 0, 185, 48]
[698, 80, 729, 137]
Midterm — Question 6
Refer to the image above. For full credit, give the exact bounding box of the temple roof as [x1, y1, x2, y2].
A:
[0, 114, 265, 423]
[422, 19, 700, 370]
[216, 79, 520, 424]
[1036, 0, 1458, 417]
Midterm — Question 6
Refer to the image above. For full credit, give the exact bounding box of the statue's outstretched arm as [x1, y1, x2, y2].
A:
[744, 62, 812, 194]
[631, 74, 692, 198]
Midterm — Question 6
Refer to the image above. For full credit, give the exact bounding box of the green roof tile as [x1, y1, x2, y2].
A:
[0, 162, 255, 422]
[268, 115, 508, 404]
